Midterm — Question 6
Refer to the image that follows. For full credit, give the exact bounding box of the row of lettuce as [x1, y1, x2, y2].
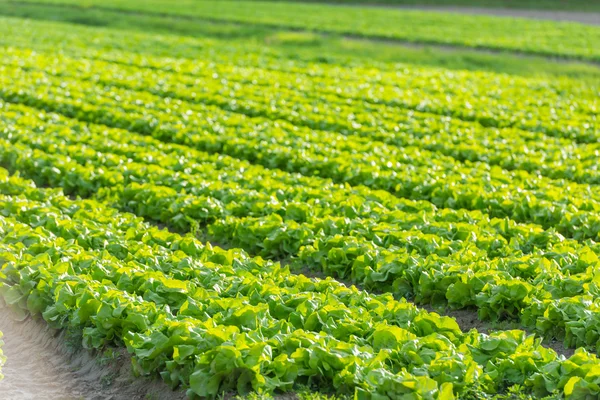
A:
[3, 103, 600, 354]
[3, 22, 599, 181]
[2, 44, 598, 148]
[2, 46, 597, 144]
[0, 72, 596, 197]
[1, 19, 598, 134]
[2, 168, 600, 398]
[8, 0, 600, 61]
[2, 66, 600, 241]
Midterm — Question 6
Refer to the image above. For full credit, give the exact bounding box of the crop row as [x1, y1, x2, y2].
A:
[2, 48, 599, 187]
[12, 100, 594, 260]
[0, 179, 525, 397]
[11, 0, 600, 61]
[0, 128, 565, 265]
[0, 105, 592, 254]
[0, 177, 465, 397]
[3, 168, 600, 397]
[5, 47, 597, 187]
[4, 29, 599, 180]
[4, 109, 600, 353]
[0, 103, 588, 256]
[0, 208, 458, 397]
[10, 31, 595, 111]
[3, 46, 597, 149]
[2, 71, 600, 241]
[4, 8, 600, 89]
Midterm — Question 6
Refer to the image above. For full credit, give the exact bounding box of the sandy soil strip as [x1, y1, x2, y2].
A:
[0, 308, 186, 400]
[0, 312, 86, 399]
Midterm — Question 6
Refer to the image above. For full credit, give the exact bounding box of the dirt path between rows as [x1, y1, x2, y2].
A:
[0, 308, 186, 400]
[402, 6, 600, 25]
[292, 263, 575, 358]
[0, 312, 85, 400]
[329, 3, 600, 25]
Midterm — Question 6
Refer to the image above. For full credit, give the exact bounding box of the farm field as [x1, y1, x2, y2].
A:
[7, 0, 600, 61]
[0, 1, 600, 399]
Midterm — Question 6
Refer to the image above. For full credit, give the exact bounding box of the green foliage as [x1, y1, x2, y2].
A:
[0, 9, 599, 400]
[1, 154, 600, 398]
[9, 0, 600, 60]
[0, 3, 599, 80]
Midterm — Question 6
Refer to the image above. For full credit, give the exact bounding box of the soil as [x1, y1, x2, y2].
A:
[333, 4, 600, 25]
[421, 304, 576, 357]
[0, 308, 187, 400]
[407, 6, 600, 25]
[285, 259, 576, 358]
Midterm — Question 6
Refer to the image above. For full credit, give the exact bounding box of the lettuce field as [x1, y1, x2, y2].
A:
[0, 3, 600, 399]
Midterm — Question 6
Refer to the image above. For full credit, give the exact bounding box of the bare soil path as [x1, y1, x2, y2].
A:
[0, 308, 186, 400]
[407, 6, 600, 25]
[0, 312, 85, 400]
[337, 3, 600, 25]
